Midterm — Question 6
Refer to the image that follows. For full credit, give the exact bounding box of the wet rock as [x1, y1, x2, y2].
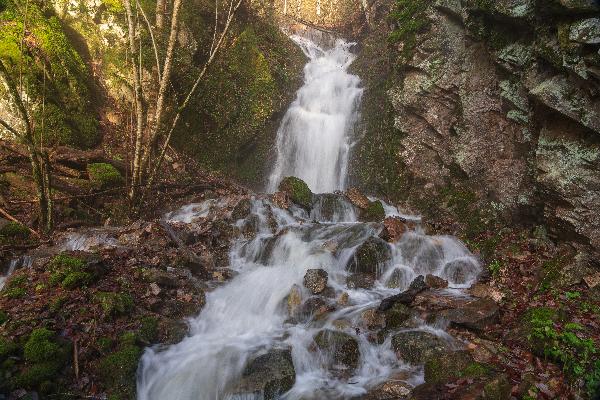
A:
[379, 276, 428, 311]
[380, 217, 408, 243]
[345, 187, 370, 209]
[569, 18, 600, 44]
[360, 380, 412, 399]
[360, 200, 386, 222]
[423, 350, 476, 384]
[468, 283, 504, 302]
[231, 198, 252, 221]
[337, 292, 350, 306]
[441, 259, 479, 285]
[313, 329, 360, 371]
[385, 268, 413, 289]
[143, 269, 179, 288]
[360, 309, 385, 330]
[298, 296, 335, 321]
[229, 349, 296, 400]
[278, 176, 313, 210]
[347, 237, 391, 276]
[424, 274, 448, 289]
[391, 331, 449, 365]
[311, 193, 353, 221]
[286, 284, 302, 316]
[346, 273, 375, 289]
[413, 290, 472, 312]
[303, 269, 328, 294]
[383, 303, 419, 330]
[271, 191, 290, 209]
[437, 298, 500, 331]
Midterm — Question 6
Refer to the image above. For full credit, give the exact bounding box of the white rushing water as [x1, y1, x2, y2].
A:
[267, 36, 363, 194]
[137, 34, 480, 400]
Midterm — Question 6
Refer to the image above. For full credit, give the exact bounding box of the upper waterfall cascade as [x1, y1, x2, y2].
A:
[267, 35, 363, 194]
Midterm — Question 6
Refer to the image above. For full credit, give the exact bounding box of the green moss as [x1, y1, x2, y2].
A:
[48, 253, 95, 289]
[95, 291, 134, 317]
[98, 344, 142, 398]
[0, 337, 18, 358]
[278, 176, 313, 209]
[87, 163, 124, 190]
[173, 22, 305, 186]
[388, 0, 430, 62]
[461, 362, 490, 377]
[97, 337, 114, 353]
[13, 362, 61, 388]
[538, 256, 565, 292]
[0, 221, 30, 244]
[49, 295, 67, 313]
[0, 0, 99, 148]
[24, 328, 62, 363]
[0, 310, 7, 325]
[362, 200, 386, 222]
[138, 316, 159, 344]
[3, 286, 26, 299]
[61, 271, 92, 289]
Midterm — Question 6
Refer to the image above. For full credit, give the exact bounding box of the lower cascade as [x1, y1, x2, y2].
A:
[137, 34, 481, 400]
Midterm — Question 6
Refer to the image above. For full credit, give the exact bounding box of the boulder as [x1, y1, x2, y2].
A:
[423, 350, 477, 384]
[441, 259, 480, 285]
[383, 303, 419, 330]
[437, 298, 500, 331]
[346, 273, 376, 289]
[569, 18, 600, 44]
[347, 237, 392, 276]
[379, 276, 428, 311]
[360, 380, 412, 399]
[345, 187, 370, 209]
[424, 274, 448, 289]
[278, 177, 313, 210]
[380, 217, 408, 242]
[231, 198, 252, 221]
[391, 331, 449, 365]
[298, 296, 335, 321]
[303, 269, 328, 294]
[313, 329, 360, 371]
[360, 309, 385, 330]
[286, 284, 302, 316]
[229, 349, 296, 400]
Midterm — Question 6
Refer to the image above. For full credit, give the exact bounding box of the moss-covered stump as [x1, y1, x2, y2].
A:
[87, 163, 124, 190]
[278, 176, 313, 210]
[313, 329, 360, 372]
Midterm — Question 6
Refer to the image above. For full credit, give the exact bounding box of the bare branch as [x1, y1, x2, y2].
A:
[0, 117, 23, 138]
[136, 0, 162, 82]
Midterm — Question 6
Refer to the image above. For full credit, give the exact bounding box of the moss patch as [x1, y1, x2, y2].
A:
[87, 163, 124, 190]
[48, 253, 94, 289]
[97, 344, 142, 398]
[361, 200, 385, 222]
[278, 176, 312, 209]
[94, 291, 134, 317]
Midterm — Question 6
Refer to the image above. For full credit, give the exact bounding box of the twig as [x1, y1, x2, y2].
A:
[73, 338, 79, 380]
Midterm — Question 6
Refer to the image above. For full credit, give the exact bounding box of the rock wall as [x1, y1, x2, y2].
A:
[350, 0, 600, 265]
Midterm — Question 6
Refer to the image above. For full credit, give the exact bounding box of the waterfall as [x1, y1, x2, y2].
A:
[267, 36, 363, 194]
[137, 33, 480, 400]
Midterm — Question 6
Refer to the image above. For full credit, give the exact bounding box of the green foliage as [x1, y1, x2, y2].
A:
[2, 273, 27, 298]
[49, 295, 67, 313]
[524, 307, 599, 397]
[96, 337, 114, 353]
[95, 291, 134, 317]
[0, 221, 30, 244]
[87, 163, 124, 190]
[279, 176, 313, 209]
[488, 259, 502, 277]
[565, 291, 581, 300]
[0, 0, 98, 148]
[101, 0, 124, 13]
[388, 0, 430, 61]
[538, 256, 565, 292]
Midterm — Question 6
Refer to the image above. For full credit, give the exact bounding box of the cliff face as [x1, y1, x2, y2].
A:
[350, 0, 600, 270]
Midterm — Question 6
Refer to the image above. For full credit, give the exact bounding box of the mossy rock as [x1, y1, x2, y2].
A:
[361, 200, 386, 222]
[391, 331, 449, 364]
[48, 253, 95, 289]
[424, 350, 488, 384]
[98, 344, 142, 398]
[87, 163, 124, 190]
[95, 291, 134, 317]
[278, 176, 313, 210]
[313, 329, 360, 371]
[346, 237, 392, 276]
[229, 349, 296, 400]
[13, 328, 70, 390]
[384, 302, 417, 330]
